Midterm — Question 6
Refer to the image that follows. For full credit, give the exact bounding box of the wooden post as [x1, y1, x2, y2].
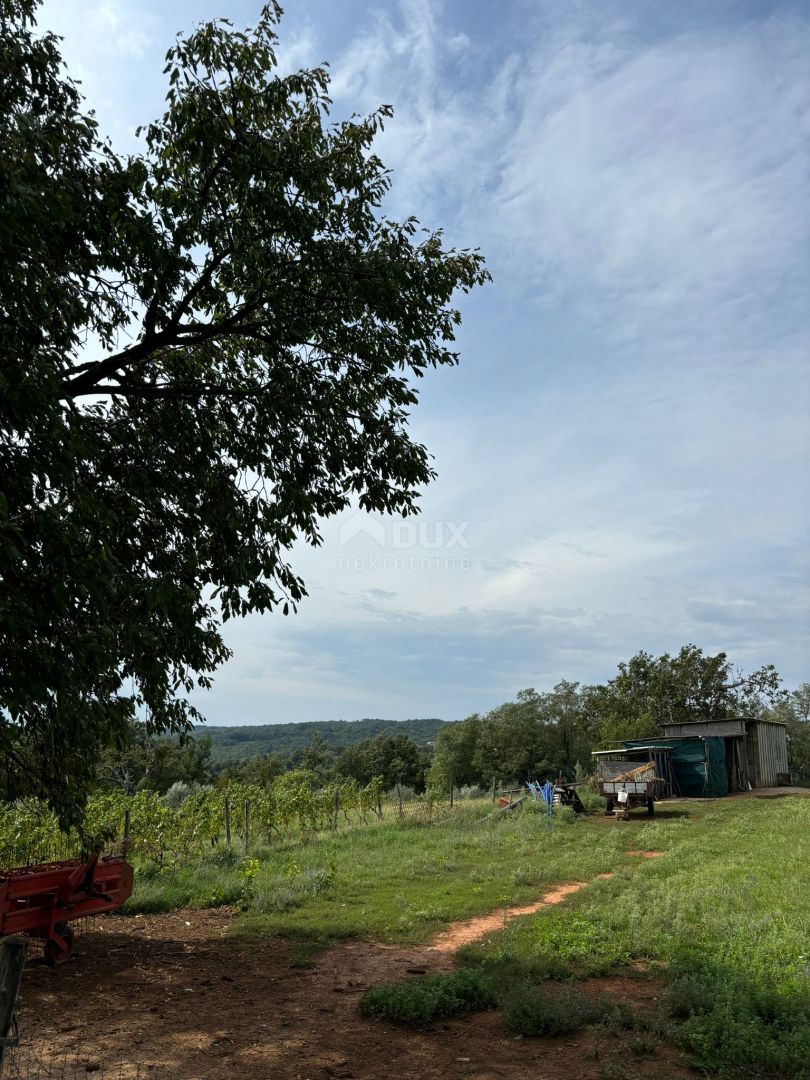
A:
[123, 807, 131, 855]
[0, 936, 26, 1072]
[449, 782, 454, 809]
[332, 787, 340, 832]
[396, 782, 403, 819]
[491, 776, 497, 803]
[224, 796, 231, 848]
[242, 800, 249, 855]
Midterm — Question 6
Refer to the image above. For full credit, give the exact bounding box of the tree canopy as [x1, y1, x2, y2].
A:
[767, 683, 810, 780]
[97, 722, 213, 796]
[0, 1, 488, 824]
[582, 645, 784, 745]
[334, 733, 430, 791]
[425, 647, 789, 791]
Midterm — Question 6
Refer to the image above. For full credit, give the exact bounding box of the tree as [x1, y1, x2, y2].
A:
[145, 735, 213, 795]
[96, 721, 213, 795]
[215, 751, 284, 788]
[584, 645, 784, 746]
[0, 2, 488, 824]
[427, 713, 482, 794]
[334, 733, 429, 791]
[767, 683, 810, 781]
[299, 735, 334, 780]
[469, 685, 592, 784]
[537, 680, 595, 778]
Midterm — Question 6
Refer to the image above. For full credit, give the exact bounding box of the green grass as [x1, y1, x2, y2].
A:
[125, 799, 628, 938]
[122, 857, 245, 913]
[228, 801, 627, 944]
[122, 795, 810, 1077]
[456, 797, 810, 1077]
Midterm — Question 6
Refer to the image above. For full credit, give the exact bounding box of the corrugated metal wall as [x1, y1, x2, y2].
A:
[751, 722, 789, 787]
[663, 720, 747, 738]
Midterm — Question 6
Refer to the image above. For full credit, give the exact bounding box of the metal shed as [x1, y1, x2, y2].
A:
[660, 718, 789, 790]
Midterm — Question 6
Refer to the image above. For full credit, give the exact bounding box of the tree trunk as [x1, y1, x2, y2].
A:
[0, 936, 26, 1071]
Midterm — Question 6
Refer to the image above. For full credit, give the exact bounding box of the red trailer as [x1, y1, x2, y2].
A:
[0, 853, 133, 965]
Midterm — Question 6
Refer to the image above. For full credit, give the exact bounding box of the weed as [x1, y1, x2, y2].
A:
[287, 939, 324, 969]
[628, 1036, 656, 1056]
[501, 984, 597, 1037]
[359, 969, 497, 1026]
[661, 973, 714, 1019]
[578, 790, 607, 813]
[209, 845, 239, 868]
[252, 864, 335, 913]
[509, 866, 539, 887]
[238, 856, 261, 908]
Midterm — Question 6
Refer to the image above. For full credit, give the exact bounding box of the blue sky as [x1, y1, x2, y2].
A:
[41, 0, 809, 723]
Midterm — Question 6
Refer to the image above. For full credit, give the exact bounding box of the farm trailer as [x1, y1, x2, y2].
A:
[0, 852, 133, 966]
[592, 747, 676, 818]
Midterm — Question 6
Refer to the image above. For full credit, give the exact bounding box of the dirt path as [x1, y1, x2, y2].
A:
[15, 885, 695, 1080]
[431, 876, 617, 952]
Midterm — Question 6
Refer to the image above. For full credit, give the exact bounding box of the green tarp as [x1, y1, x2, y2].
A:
[622, 737, 728, 798]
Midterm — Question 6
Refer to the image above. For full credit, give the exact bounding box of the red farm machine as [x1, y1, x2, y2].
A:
[0, 852, 133, 966]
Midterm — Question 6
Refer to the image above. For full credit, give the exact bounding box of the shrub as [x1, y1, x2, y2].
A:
[359, 969, 497, 1026]
[458, 785, 486, 800]
[577, 789, 606, 813]
[501, 985, 599, 1037]
[662, 974, 715, 1019]
[387, 784, 417, 802]
[164, 781, 194, 809]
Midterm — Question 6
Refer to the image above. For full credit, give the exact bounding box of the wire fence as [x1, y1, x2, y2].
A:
[0, 781, 519, 874]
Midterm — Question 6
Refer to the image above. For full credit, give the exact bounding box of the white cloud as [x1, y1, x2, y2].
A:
[489, 20, 810, 341]
[31, 0, 810, 720]
[43, 0, 161, 62]
[322, 3, 810, 352]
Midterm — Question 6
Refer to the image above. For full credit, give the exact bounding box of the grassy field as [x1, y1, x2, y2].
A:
[126, 800, 626, 939]
[456, 797, 810, 1076]
[123, 795, 810, 1077]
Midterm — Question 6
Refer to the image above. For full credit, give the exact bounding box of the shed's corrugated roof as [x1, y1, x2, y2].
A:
[591, 746, 673, 756]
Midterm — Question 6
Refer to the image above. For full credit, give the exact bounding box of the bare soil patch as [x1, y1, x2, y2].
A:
[626, 850, 665, 858]
[16, 892, 695, 1080]
[431, 881, 587, 952]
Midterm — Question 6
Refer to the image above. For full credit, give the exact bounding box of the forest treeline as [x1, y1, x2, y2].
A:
[196, 717, 446, 768]
[98, 646, 810, 798]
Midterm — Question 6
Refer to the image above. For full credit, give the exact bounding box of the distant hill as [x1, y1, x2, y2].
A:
[193, 717, 446, 768]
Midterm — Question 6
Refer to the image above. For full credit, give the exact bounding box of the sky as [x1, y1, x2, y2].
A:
[40, 0, 810, 724]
